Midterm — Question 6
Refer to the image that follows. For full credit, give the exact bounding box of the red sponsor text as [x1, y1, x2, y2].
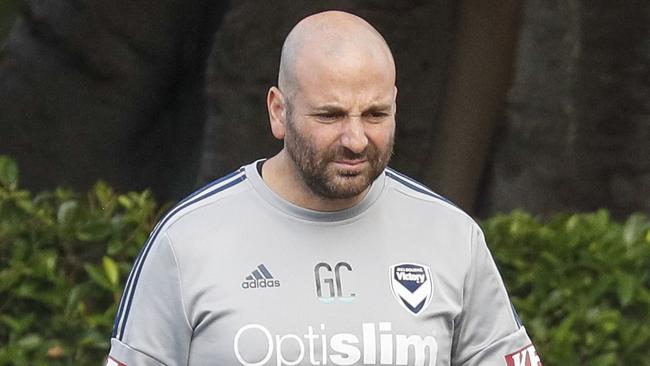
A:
[505, 344, 542, 366]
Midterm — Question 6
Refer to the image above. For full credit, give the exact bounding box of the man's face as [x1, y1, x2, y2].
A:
[284, 104, 394, 200]
[282, 63, 397, 200]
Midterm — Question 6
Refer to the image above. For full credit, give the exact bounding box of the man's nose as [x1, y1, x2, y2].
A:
[340, 116, 368, 154]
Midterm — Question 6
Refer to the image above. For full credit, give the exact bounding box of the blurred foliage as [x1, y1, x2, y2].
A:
[0, 0, 20, 44]
[1, 154, 650, 364]
[484, 210, 650, 365]
[0, 156, 162, 365]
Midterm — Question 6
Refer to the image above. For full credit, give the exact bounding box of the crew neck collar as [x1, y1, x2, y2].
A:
[245, 159, 385, 223]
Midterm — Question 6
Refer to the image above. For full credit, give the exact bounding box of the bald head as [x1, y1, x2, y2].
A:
[278, 11, 396, 100]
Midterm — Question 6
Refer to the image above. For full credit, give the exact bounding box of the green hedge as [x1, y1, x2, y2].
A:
[484, 209, 650, 365]
[0, 157, 160, 365]
[1, 156, 649, 365]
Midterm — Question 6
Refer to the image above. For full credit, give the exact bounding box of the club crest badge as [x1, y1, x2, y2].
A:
[389, 263, 433, 315]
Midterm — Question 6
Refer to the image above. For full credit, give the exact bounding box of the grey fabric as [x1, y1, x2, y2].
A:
[108, 160, 539, 365]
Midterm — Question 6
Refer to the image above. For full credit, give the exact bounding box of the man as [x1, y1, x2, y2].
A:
[107, 10, 541, 366]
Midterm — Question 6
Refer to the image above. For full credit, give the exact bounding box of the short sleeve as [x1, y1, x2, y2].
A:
[107, 232, 192, 366]
[451, 226, 542, 366]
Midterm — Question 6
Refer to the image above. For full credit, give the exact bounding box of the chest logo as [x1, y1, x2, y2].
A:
[389, 263, 433, 315]
[242, 264, 281, 289]
[314, 262, 356, 303]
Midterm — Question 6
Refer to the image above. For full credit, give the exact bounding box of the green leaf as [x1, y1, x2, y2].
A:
[623, 213, 649, 246]
[0, 155, 19, 188]
[117, 195, 133, 209]
[76, 220, 112, 242]
[83, 264, 112, 291]
[93, 181, 114, 209]
[64, 286, 82, 319]
[615, 271, 636, 306]
[56, 201, 78, 224]
[102, 256, 119, 287]
[17, 334, 42, 350]
[590, 352, 618, 366]
[0, 315, 24, 332]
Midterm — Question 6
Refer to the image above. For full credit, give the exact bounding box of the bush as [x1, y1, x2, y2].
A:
[0, 156, 161, 365]
[483, 210, 650, 365]
[1, 155, 649, 365]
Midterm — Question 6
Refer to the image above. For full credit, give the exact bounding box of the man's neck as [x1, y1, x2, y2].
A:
[261, 151, 369, 212]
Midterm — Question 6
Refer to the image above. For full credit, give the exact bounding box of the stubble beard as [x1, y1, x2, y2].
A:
[284, 112, 394, 201]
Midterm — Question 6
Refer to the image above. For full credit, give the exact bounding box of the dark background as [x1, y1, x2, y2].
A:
[0, 0, 648, 218]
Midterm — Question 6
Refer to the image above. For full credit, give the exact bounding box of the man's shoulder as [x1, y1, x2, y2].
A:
[157, 166, 253, 233]
[383, 167, 474, 224]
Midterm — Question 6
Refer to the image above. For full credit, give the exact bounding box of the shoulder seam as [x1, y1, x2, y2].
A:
[385, 168, 473, 223]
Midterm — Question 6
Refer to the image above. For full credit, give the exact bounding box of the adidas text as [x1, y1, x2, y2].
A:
[242, 279, 281, 289]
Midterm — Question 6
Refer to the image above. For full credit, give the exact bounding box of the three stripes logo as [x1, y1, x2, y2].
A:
[241, 264, 281, 289]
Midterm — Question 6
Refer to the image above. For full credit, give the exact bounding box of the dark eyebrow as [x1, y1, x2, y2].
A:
[364, 104, 393, 112]
[309, 103, 393, 114]
[311, 105, 346, 113]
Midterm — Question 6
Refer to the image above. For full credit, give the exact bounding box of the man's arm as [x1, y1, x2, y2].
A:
[451, 225, 542, 366]
[108, 232, 192, 366]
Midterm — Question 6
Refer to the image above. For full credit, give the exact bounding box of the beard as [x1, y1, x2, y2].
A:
[284, 114, 394, 201]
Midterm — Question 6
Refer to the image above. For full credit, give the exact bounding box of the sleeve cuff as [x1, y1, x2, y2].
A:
[107, 338, 167, 366]
[458, 327, 542, 366]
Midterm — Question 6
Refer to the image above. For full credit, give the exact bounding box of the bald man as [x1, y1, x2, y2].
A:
[107, 11, 541, 366]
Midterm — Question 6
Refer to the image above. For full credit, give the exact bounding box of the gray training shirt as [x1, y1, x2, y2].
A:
[107, 160, 542, 366]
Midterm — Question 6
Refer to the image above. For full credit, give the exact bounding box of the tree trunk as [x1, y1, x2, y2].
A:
[425, 0, 522, 214]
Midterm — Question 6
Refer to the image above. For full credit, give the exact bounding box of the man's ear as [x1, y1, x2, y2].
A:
[267, 87, 287, 140]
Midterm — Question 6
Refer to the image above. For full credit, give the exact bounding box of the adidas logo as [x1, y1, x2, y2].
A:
[241, 264, 281, 289]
